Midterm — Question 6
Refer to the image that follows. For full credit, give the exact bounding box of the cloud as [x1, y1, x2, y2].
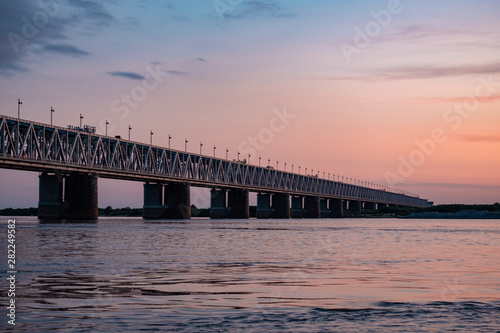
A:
[407, 182, 500, 190]
[221, 0, 295, 20]
[453, 134, 500, 143]
[323, 62, 500, 82]
[43, 44, 90, 57]
[410, 94, 500, 105]
[0, 0, 115, 75]
[196, 57, 206, 62]
[166, 70, 188, 75]
[107, 71, 145, 80]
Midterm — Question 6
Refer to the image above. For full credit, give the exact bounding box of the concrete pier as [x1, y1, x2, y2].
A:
[364, 202, 376, 211]
[164, 182, 191, 219]
[320, 199, 330, 218]
[38, 172, 64, 220]
[210, 189, 230, 219]
[349, 200, 362, 213]
[256, 193, 274, 218]
[330, 198, 344, 218]
[64, 173, 98, 220]
[272, 193, 291, 219]
[291, 196, 306, 218]
[304, 196, 320, 218]
[143, 182, 165, 219]
[228, 189, 249, 219]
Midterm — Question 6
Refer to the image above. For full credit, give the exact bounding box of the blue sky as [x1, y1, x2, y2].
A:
[1, 0, 499, 208]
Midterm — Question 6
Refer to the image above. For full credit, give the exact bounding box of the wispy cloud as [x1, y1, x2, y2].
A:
[0, 0, 115, 74]
[323, 62, 500, 82]
[43, 44, 90, 57]
[409, 94, 500, 104]
[107, 71, 145, 80]
[453, 134, 500, 143]
[166, 70, 188, 75]
[222, 0, 295, 20]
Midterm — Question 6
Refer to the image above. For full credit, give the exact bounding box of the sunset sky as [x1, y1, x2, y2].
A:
[0, 0, 499, 208]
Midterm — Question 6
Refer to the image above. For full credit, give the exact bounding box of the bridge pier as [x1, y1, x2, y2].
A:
[329, 198, 344, 218]
[349, 200, 362, 213]
[143, 182, 166, 219]
[291, 196, 306, 218]
[228, 189, 249, 219]
[272, 193, 290, 218]
[164, 182, 191, 219]
[304, 196, 320, 218]
[64, 173, 98, 220]
[256, 193, 274, 219]
[38, 172, 64, 220]
[210, 189, 230, 219]
[364, 202, 376, 211]
[320, 199, 330, 218]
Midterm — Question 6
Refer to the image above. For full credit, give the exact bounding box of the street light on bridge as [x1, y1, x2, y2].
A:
[200, 142, 203, 155]
[18, 99, 22, 119]
[150, 131, 154, 145]
[128, 126, 132, 140]
[50, 107, 54, 125]
[185, 139, 188, 152]
[213, 145, 216, 157]
[79, 114, 84, 128]
[105, 120, 109, 136]
[259, 156, 261, 166]
[226, 148, 228, 160]
[168, 135, 171, 149]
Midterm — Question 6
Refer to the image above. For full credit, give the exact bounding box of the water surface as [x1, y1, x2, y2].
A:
[1, 218, 499, 332]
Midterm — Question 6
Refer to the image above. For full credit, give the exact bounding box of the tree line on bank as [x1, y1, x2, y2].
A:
[1, 203, 499, 218]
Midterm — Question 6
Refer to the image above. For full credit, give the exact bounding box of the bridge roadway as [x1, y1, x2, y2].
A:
[0, 115, 431, 220]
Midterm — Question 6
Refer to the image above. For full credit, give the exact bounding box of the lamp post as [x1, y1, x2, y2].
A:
[213, 145, 216, 157]
[105, 120, 109, 136]
[268, 159, 270, 167]
[185, 139, 188, 152]
[237, 151, 240, 161]
[168, 135, 171, 149]
[79, 114, 84, 128]
[248, 154, 251, 164]
[128, 126, 132, 140]
[292, 164, 294, 173]
[50, 107, 54, 125]
[200, 142, 203, 155]
[150, 131, 153, 145]
[17, 99, 22, 119]
[259, 156, 261, 166]
[226, 148, 228, 160]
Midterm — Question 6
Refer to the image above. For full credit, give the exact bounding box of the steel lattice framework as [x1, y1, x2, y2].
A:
[0, 115, 430, 207]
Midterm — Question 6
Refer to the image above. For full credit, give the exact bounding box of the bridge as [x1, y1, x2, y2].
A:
[0, 114, 431, 220]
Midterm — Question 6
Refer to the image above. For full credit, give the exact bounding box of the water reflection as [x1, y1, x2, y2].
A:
[2, 218, 499, 332]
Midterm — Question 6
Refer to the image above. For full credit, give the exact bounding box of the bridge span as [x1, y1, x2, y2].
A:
[0, 114, 431, 220]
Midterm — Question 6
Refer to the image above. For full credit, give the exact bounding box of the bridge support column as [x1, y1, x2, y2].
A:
[143, 183, 166, 219]
[291, 196, 306, 218]
[64, 173, 98, 220]
[330, 198, 344, 218]
[272, 193, 290, 219]
[210, 189, 230, 219]
[256, 193, 273, 219]
[304, 196, 320, 218]
[164, 182, 191, 219]
[364, 202, 376, 211]
[343, 200, 348, 212]
[228, 189, 249, 219]
[320, 199, 330, 218]
[38, 172, 64, 220]
[349, 200, 362, 213]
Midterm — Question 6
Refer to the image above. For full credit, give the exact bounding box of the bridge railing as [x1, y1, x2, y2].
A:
[0, 115, 430, 207]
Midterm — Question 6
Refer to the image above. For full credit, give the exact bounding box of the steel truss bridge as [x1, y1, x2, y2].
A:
[0, 115, 431, 220]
